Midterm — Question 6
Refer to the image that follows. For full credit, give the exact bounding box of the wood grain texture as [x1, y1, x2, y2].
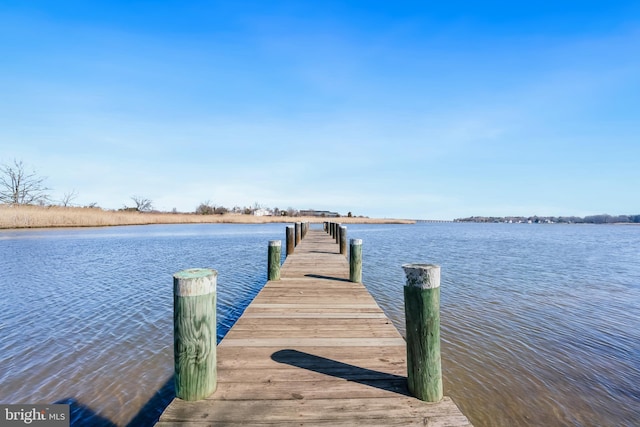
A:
[404, 285, 443, 402]
[267, 240, 281, 281]
[159, 228, 470, 426]
[173, 291, 217, 401]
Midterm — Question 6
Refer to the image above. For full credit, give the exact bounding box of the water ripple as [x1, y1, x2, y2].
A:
[1, 223, 639, 426]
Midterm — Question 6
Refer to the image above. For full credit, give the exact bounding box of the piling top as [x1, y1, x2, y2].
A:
[173, 268, 217, 296]
[402, 263, 441, 289]
[269, 240, 282, 247]
[350, 238, 362, 245]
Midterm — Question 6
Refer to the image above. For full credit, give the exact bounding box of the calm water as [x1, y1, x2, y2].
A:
[1, 223, 639, 426]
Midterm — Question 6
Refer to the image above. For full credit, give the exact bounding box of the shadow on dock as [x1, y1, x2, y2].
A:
[304, 274, 351, 282]
[271, 349, 409, 396]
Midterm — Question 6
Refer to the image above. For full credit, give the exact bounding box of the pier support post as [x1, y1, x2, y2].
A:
[402, 263, 443, 403]
[295, 222, 302, 246]
[339, 226, 347, 256]
[286, 226, 294, 256]
[268, 240, 281, 281]
[349, 239, 362, 283]
[173, 268, 217, 401]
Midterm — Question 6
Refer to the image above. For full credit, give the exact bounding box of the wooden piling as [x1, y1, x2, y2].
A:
[349, 238, 362, 283]
[402, 263, 443, 403]
[339, 226, 347, 256]
[173, 268, 217, 401]
[159, 231, 472, 426]
[268, 240, 281, 281]
[295, 222, 302, 246]
[335, 223, 340, 244]
[286, 226, 294, 256]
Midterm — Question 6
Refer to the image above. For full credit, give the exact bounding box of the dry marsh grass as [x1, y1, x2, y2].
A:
[0, 205, 415, 229]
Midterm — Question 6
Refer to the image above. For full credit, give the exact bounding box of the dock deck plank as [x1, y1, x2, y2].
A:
[156, 227, 471, 426]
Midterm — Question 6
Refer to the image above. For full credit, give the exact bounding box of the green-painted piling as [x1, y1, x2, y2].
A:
[349, 239, 362, 283]
[339, 226, 347, 256]
[173, 268, 217, 401]
[268, 240, 281, 280]
[402, 263, 443, 403]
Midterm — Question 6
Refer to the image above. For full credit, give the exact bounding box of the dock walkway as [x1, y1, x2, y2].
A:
[157, 227, 471, 426]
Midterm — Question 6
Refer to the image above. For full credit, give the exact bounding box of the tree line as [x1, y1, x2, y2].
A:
[455, 214, 640, 224]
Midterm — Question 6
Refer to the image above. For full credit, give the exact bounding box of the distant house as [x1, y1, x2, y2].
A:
[253, 208, 271, 217]
[299, 209, 340, 217]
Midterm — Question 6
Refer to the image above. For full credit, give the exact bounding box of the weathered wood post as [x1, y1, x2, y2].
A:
[295, 222, 302, 246]
[173, 268, 217, 401]
[339, 226, 347, 256]
[268, 240, 281, 281]
[335, 223, 340, 244]
[402, 263, 443, 403]
[286, 225, 294, 256]
[349, 239, 362, 283]
[324, 221, 328, 232]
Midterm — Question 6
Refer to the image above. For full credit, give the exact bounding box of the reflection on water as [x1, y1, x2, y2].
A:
[1, 223, 639, 426]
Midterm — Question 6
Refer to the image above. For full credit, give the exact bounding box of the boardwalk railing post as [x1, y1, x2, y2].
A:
[349, 239, 362, 283]
[402, 263, 443, 403]
[295, 222, 302, 246]
[286, 225, 294, 256]
[268, 240, 281, 281]
[173, 268, 217, 401]
[339, 226, 347, 256]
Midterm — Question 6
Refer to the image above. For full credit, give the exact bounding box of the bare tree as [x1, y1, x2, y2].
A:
[60, 189, 78, 207]
[196, 200, 215, 215]
[0, 159, 50, 205]
[131, 195, 153, 212]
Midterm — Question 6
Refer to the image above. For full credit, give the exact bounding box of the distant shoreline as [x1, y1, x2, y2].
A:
[0, 205, 415, 230]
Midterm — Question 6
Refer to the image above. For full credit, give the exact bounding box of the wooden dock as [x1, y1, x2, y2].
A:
[157, 227, 472, 426]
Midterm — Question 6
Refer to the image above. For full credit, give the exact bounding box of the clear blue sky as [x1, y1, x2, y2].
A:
[1, 1, 638, 219]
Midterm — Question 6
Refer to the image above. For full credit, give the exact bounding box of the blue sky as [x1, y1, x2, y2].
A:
[1, 1, 638, 219]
